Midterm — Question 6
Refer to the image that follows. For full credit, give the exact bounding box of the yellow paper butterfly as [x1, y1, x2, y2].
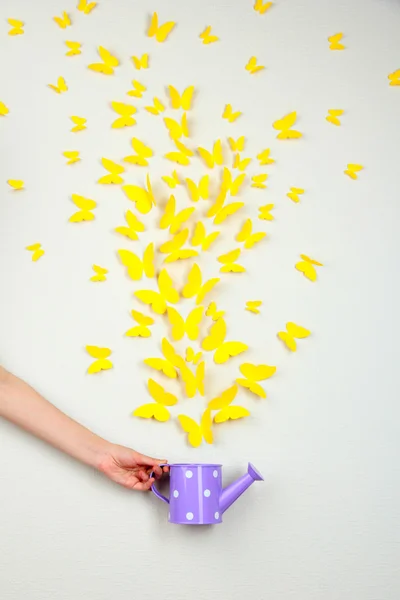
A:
[8, 19, 24, 35]
[117, 243, 155, 281]
[206, 302, 225, 322]
[199, 25, 219, 44]
[254, 0, 273, 14]
[246, 300, 262, 314]
[295, 254, 323, 282]
[147, 12, 175, 43]
[236, 363, 276, 398]
[245, 56, 265, 74]
[111, 101, 136, 129]
[160, 228, 198, 263]
[164, 113, 189, 140]
[115, 210, 145, 241]
[0, 102, 9, 116]
[251, 174, 268, 189]
[166, 306, 204, 341]
[165, 139, 194, 166]
[287, 187, 304, 203]
[8, 179, 24, 190]
[127, 80, 147, 98]
[123, 138, 153, 166]
[257, 148, 275, 165]
[122, 174, 155, 214]
[201, 317, 248, 364]
[69, 194, 96, 222]
[48, 77, 68, 94]
[236, 219, 266, 249]
[63, 150, 80, 165]
[90, 265, 108, 282]
[98, 157, 125, 184]
[180, 360, 205, 398]
[132, 54, 149, 70]
[162, 170, 180, 189]
[328, 32, 345, 50]
[88, 46, 119, 75]
[144, 337, 182, 379]
[258, 203, 274, 221]
[222, 104, 241, 123]
[197, 140, 223, 168]
[228, 136, 245, 152]
[159, 228, 189, 254]
[182, 263, 219, 304]
[86, 346, 113, 374]
[53, 12, 71, 29]
[212, 199, 244, 225]
[159, 194, 195, 234]
[70, 116, 86, 132]
[207, 384, 238, 410]
[77, 0, 97, 14]
[191, 222, 220, 251]
[326, 109, 344, 126]
[135, 269, 179, 315]
[208, 385, 250, 423]
[233, 153, 251, 171]
[344, 163, 363, 180]
[278, 322, 311, 352]
[388, 69, 400, 86]
[218, 248, 245, 273]
[178, 410, 213, 447]
[65, 41, 81, 56]
[168, 86, 194, 110]
[273, 111, 302, 139]
[125, 310, 154, 338]
[186, 348, 203, 365]
[221, 167, 246, 196]
[133, 379, 177, 422]
[26, 243, 44, 262]
[186, 176, 209, 202]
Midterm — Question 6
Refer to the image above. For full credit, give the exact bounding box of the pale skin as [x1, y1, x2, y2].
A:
[0, 366, 168, 490]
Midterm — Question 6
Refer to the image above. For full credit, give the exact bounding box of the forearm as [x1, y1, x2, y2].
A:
[0, 366, 109, 468]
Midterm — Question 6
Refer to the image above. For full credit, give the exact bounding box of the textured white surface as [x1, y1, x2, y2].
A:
[1, 0, 400, 598]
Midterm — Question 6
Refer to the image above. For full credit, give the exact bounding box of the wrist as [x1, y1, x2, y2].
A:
[80, 432, 113, 471]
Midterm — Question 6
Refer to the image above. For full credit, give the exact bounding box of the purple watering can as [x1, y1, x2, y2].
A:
[150, 462, 263, 525]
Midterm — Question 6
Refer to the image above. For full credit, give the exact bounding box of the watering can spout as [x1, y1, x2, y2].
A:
[219, 463, 264, 514]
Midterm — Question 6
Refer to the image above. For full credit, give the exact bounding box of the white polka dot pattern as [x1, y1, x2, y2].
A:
[204, 489, 211, 497]
[213, 470, 218, 478]
[186, 512, 194, 521]
[214, 512, 220, 520]
[173, 490, 179, 498]
[185, 470, 193, 479]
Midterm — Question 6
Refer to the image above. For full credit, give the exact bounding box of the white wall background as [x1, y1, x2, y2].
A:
[1, 0, 400, 598]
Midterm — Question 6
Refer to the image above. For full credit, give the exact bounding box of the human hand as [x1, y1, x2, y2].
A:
[98, 443, 169, 491]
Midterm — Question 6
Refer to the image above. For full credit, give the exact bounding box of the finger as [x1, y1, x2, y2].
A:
[151, 465, 163, 478]
[137, 454, 168, 467]
[138, 470, 149, 482]
[135, 477, 154, 491]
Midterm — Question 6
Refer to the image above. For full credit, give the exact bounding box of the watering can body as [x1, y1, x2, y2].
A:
[150, 462, 263, 525]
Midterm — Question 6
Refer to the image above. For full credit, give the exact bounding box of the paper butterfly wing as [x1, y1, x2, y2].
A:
[202, 318, 227, 351]
[134, 403, 170, 421]
[287, 322, 311, 338]
[214, 406, 250, 423]
[178, 415, 202, 447]
[214, 342, 248, 364]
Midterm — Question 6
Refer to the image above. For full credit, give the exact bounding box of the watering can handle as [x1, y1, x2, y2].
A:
[149, 464, 170, 505]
